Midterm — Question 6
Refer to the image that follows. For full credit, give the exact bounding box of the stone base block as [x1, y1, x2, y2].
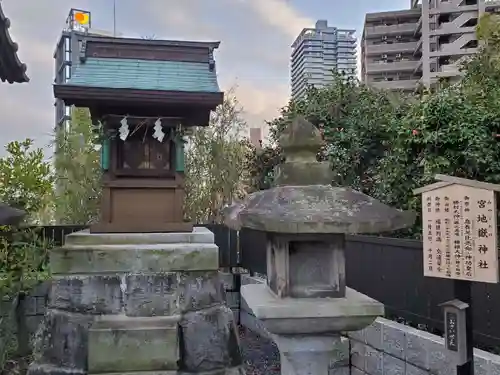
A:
[33, 309, 94, 370]
[49, 275, 123, 315]
[88, 315, 180, 373]
[241, 283, 384, 334]
[49, 270, 227, 318]
[179, 305, 242, 372]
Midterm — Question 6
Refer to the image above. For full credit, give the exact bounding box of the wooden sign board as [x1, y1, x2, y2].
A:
[421, 183, 498, 283]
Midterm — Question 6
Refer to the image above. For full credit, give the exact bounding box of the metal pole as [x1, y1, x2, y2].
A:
[454, 279, 474, 375]
[113, 0, 116, 37]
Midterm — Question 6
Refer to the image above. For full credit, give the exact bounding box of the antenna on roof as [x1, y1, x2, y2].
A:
[113, 0, 116, 37]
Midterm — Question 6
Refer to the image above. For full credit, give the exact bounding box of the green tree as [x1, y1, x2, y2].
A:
[248, 145, 282, 191]
[371, 14, 500, 237]
[53, 107, 100, 224]
[0, 139, 54, 365]
[265, 74, 410, 193]
[185, 89, 254, 223]
[0, 139, 54, 223]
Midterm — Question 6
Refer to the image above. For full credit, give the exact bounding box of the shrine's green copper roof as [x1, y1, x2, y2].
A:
[68, 57, 220, 92]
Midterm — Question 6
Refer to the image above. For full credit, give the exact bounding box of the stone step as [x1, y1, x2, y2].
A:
[88, 315, 180, 374]
[27, 363, 86, 375]
[90, 367, 244, 375]
[63, 227, 214, 246]
[50, 242, 219, 274]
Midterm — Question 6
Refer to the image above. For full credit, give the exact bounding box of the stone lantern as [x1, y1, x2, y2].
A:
[225, 116, 415, 375]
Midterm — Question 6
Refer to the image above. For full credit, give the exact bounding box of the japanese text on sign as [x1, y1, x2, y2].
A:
[445, 311, 458, 352]
[422, 184, 498, 283]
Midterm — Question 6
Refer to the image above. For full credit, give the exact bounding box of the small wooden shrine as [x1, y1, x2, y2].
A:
[54, 36, 223, 233]
[0, 2, 29, 83]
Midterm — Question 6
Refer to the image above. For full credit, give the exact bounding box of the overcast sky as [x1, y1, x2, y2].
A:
[0, 0, 408, 157]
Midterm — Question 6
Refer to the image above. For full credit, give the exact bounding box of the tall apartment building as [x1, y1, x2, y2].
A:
[54, 9, 122, 130]
[249, 127, 262, 149]
[361, 0, 500, 91]
[291, 20, 357, 99]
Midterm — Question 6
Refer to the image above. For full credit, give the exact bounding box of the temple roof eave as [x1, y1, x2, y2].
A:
[0, 2, 29, 84]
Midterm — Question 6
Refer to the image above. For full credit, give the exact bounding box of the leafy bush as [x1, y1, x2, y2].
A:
[0, 139, 53, 223]
[0, 139, 54, 370]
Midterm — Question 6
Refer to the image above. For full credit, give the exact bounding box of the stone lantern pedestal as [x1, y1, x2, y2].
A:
[242, 284, 382, 374]
[225, 117, 415, 375]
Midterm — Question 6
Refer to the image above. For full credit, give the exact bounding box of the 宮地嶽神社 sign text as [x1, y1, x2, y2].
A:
[422, 184, 498, 283]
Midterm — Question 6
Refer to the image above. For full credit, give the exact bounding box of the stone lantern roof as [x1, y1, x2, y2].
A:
[225, 116, 415, 233]
[0, 2, 29, 83]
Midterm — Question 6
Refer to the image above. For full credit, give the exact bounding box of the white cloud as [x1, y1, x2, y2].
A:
[146, 0, 311, 134]
[230, 81, 289, 128]
[147, 0, 222, 41]
[237, 0, 314, 40]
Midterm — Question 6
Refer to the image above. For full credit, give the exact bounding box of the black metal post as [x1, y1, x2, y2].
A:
[454, 279, 474, 375]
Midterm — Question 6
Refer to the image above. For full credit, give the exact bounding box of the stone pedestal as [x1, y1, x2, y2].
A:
[241, 283, 384, 375]
[28, 227, 242, 375]
[275, 335, 346, 375]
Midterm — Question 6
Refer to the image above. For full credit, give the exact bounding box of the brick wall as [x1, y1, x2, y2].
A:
[0, 282, 48, 365]
[349, 318, 500, 375]
[20, 282, 50, 334]
[0, 297, 16, 364]
[0, 282, 49, 336]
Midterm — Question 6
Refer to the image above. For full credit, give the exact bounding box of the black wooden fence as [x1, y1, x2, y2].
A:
[238, 228, 500, 352]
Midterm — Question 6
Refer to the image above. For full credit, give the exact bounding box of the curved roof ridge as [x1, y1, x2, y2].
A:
[0, 2, 29, 83]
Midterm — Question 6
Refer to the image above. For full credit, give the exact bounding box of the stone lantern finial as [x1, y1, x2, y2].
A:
[279, 116, 322, 159]
[274, 116, 332, 186]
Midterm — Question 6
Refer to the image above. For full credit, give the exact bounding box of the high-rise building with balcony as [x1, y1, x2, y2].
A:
[361, 0, 500, 91]
[291, 20, 357, 99]
[361, 8, 422, 91]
